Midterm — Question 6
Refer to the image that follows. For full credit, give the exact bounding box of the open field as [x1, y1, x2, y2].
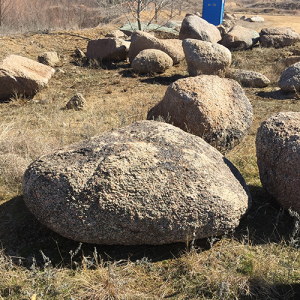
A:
[1, 3, 300, 299]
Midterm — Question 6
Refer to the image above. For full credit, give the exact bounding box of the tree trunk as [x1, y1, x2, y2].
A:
[137, 0, 142, 30]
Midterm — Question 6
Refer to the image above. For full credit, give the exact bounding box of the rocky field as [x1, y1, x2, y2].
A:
[0, 2, 300, 299]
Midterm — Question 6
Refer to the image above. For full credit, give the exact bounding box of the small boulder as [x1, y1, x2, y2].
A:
[105, 30, 127, 39]
[247, 15, 264, 22]
[86, 38, 130, 61]
[278, 62, 300, 92]
[38, 52, 60, 67]
[182, 39, 231, 76]
[260, 27, 300, 48]
[0, 55, 55, 101]
[179, 14, 222, 43]
[128, 31, 184, 64]
[147, 75, 253, 152]
[66, 93, 86, 110]
[131, 49, 173, 74]
[221, 25, 259, 50]
[226, 68, 270, 87]
[23, 120, 251, 245]
[256, 112, 300, 213]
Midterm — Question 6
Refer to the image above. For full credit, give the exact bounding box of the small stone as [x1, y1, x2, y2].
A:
[65, 93, 86, 110]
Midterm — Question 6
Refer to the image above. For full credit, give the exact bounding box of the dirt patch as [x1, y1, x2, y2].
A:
[234, 14, 300, 34]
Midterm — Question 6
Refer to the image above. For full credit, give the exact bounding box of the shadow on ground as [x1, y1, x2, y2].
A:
[256, 89, 298, 101]
[241, 281, 300, 300]
[0, 185, 297, 268]
[236, 185, 296, 245]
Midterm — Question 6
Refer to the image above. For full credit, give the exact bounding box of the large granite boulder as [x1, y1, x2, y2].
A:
[278, 62, 300, 92]
[0, 55, 55, 101]
[147, 75, 253, 152]
[128, 31, 184, 64]
[256, 112, 300, 213]
[86, 38, 130, 61]
[226, 68, 270, 88]
[23, 121, 251, 245]
[221, 25, 259, 50]
[131, 49, 173, 74]
[259, 27, 300, 48]
[182, 39, 231, 76]
[179, 14, 221, 43]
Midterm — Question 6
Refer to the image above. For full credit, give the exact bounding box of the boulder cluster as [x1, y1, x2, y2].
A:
[2, 12, 298, 244]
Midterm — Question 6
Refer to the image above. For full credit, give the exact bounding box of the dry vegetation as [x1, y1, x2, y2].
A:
[1, 2, 300, 299]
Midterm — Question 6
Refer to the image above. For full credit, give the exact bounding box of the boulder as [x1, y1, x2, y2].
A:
[221, 25, 259, 50]
[225, 68, 270, 87]
[182, 39, 231, 76]
[128, 31, 184, 64]
[38, 52, 60, 67]
[131, 49, 173, 74]
[86, 38, 130, 61]
[23, 120, 252, 245]
[278, 62, 300, 92]
[105, 30, 127, 39]
[0, 55, 55, 101]
[65, 93, 86, 110]
[147, 75, 253, 152]
[260, 27, 300, 48]
[256, 112, 300, 213]
[247, 15, 264, 22]
[179, 14, 222, 43]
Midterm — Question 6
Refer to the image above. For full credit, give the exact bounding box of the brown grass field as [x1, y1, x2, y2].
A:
[1, 3, 300, 299]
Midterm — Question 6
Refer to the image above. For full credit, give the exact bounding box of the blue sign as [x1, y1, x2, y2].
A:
[202, 0, 225, 26]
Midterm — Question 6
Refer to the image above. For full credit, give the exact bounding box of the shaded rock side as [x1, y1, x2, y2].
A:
[147, 75, 253, 152]
[221, 25, 259, 50]
[226, 68, 270, 87]
[0, 54, 55, 101]
[278, 62, 300, 92]
[86, 38, 130, 61]
[23, 121, 252, 245]
[182, 39, 231, 76]
[128, 31, 184, 64]
[256, 112, 300, 213]
[131, 49, 173, 74]
[260, 27, 300, 48]
[179, 14, 221, 43]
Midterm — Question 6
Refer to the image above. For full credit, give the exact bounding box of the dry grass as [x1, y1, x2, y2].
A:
[1, 21, 300, 299]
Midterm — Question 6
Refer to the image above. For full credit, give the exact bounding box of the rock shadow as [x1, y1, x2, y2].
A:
[235, 184, 296, 245]
[0, 196, 198, 267]
[256, 89, 298, 101]
[140, 74, 187, 85]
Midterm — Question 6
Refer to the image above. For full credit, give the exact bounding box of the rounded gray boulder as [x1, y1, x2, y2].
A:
[131, 49, 173, 74]
[256, 112, 300, 213]
[182, 39, 231, 76]
[23, 121, 251, 245]
[278, 62, 300, 92]
[147, 76, 253, 152]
